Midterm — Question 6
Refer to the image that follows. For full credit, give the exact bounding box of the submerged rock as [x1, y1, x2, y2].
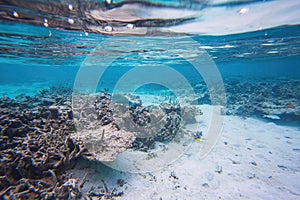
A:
[76, 124, 136, 162]
[73, 91, 200, 154]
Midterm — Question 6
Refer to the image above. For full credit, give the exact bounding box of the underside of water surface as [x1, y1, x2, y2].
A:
[0, 0, 300, 199]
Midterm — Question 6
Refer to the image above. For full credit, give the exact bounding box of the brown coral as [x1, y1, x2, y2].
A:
[0, 87, 83, 199]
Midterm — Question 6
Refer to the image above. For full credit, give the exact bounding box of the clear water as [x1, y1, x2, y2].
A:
[1, 0, 300, 94]
[1, 23, 300, 97]
[0, 0, 300, 198]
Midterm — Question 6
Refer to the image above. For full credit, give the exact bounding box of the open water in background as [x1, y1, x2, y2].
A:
[0, 0, 299, 123]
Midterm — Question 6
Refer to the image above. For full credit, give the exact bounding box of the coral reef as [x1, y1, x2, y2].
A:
[225, 79, 300, 121]
[2, 78, 297, 198]
[193, 79, 300, 122]
[106, 93, 200, 152]
[0, 87, 84, 199]
[72, 92, 136, 162]
[72, 91, 199, 157]
[126, 103, 183, 151]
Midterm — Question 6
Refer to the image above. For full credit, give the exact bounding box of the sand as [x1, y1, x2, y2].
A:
[69, 105, 300, 199]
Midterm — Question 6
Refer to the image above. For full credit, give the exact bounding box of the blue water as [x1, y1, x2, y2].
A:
[0, 0, 299, 116]
[1, 1, 300, 199]
[1, 49, 299, 97]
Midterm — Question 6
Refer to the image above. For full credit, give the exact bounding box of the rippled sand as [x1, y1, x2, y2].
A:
[70, 105, 300, 199]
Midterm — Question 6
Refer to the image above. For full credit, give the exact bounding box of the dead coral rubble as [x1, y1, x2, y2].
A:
[87, 180, 124, 199]
[0, 87, 84, 199]
[0, 87, 199, 198]
[73, 91, 195, 155]
[127, 103, 183, 152]
[72, 92, 136, 162]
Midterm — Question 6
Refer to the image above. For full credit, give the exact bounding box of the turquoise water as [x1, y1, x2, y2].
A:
[1, 25, 300, 95]
[0, 0, 299, 128]
[1, 23, 300, 124]
[0, 0, 300, 198]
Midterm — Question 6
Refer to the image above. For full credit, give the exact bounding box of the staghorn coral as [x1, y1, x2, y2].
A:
[0, 87, 201, 198]
[0, 87, 84, 199]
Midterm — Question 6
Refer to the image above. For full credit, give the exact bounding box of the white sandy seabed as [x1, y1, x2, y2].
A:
[70, 105, 300, 200]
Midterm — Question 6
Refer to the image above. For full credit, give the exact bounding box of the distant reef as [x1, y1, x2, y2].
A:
[193, 79, 300, 123]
